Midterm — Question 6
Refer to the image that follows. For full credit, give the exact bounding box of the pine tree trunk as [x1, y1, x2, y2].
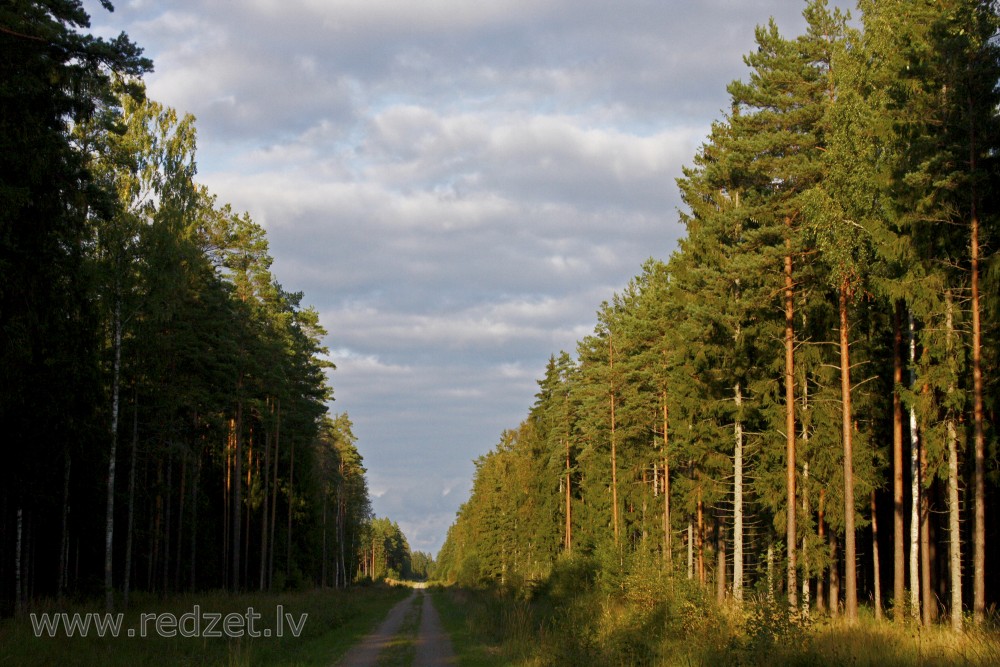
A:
[105, 297, 122, 611]
[190, 454, 199, 591]
[232, 400, 242, 592]
[269, 399, 280, 589]
[260, 421, 270, 591]
[784, 222, 797, 612]
[970, 206, 986, 625]
[609, 333, 619, 547]
[697, 494, 705, 585]
[162, 451, 172, 593]
[174, 454, 186, 592]
[908, 312, 921, 621]
[662, 395, 670, 566]
[15, 505, 23, 616]
[565, 437, 572, 553]
[830, 532, 839, 617]
[321, 492, 328, 588]
[717, 522, 726, 602]
[967, 102, 986, 624]
[872, 491, 882, 620]
[286, 432, 295, 580]
[59, 451, 71, 598]
[817, 490, 826, 613]
[893, 302, 906, 622]
[838, 284, 858, 621]
[734, 382, 744, 602]
[123, 396, 138, 607]
[687, 520, 694, 580]
[945, 290, 963, 631]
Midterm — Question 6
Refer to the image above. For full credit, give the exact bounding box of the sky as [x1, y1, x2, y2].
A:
[88, 0, 814, 558]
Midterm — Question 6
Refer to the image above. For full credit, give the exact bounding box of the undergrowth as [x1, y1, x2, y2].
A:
[437, 554, 1000, 667]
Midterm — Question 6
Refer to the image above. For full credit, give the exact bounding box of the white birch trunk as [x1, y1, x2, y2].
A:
[908, 311, 920, 621]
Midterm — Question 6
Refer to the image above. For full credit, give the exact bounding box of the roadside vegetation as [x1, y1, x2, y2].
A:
[433, 557, 1000, 666]
[0, 584, 410, 667]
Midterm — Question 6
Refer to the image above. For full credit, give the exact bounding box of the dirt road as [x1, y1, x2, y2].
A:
[336, 586, 457, 667]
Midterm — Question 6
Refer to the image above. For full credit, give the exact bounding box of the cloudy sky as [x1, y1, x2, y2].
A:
[89, 0, 814, 557]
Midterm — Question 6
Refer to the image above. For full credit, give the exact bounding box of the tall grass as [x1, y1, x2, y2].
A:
[436, 555, 1000, 667]
[0, 584, 410, 666]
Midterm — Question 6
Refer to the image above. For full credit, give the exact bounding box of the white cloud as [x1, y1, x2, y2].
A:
[91, 0, 819, 556]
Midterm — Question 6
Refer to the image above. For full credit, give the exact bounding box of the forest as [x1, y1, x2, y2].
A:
[437, 0, 1000, 638]
[0, 0, 423, 616]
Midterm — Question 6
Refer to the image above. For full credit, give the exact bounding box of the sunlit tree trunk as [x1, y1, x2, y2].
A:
[784, 222, 797, 612]
[893, 303, 905, 622]
[970, 174, 986, 625]
[838, 284, 857, 621]
[734, 382, 744, 602]
[662, 395, 670, 567]
[945, 290, 963, 631]
[565, 437, 572, 553]
[908, 312, 920, 621]
[609, 333, 619, 547]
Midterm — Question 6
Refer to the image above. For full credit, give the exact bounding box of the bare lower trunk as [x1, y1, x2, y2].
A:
[717, 523, 726, 602]
[565, 438, 572, 553]
[697, 494, 705, 585]
[839, 284, 857, 622]
[15, 506, 23, 615]
[946, 289, 963, 631]
[190, 454, 199, 590]
[687, 520, 694, 580]
[784, 228, 797, 612]
[59, 452, 71, 598]
[260, 424, 270, 591]
[286, 432, 295, 580]
[123, 396, 138, 607]
[269, 400, 280, 589]
[829, 532, 839, 617]
[817, 490, 826, 613]
[610, 334, 619, 547]
[968, 116, 985, 624]
[734, 382, 744, 602]
[662, 395, 670, 566]
[105, 299, 122, 612]
[872, 491, 882, 620]
[232, 401, 242, 592]
[908, 312, 921, 621]
[893, 303, 905, 622]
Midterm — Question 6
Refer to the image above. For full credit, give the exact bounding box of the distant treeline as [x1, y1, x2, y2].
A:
[438, 0, 999, 629]
[0, 1, 415, 613]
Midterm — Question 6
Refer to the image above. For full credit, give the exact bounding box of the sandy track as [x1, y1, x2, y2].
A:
[413, 590, 457, 666]
[335, 587, 456, 667]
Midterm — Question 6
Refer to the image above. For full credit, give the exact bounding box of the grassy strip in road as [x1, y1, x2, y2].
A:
[374, 593, 422, 667]
[0, 584, 411, 667]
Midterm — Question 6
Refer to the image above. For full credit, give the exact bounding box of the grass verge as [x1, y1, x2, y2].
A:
[0, 584, 411, 667]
